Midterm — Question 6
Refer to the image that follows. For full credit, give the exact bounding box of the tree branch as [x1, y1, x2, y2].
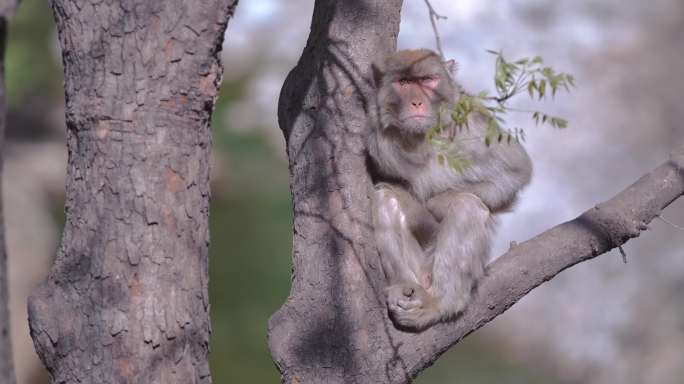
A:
[657, 214, 684, 231]
[400, 147, 684, 378]
[423, 0, 447, 58]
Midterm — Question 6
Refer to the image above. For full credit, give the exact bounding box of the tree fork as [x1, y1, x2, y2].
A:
[267, 0, 684, 382]
[28, 1, 238, 383]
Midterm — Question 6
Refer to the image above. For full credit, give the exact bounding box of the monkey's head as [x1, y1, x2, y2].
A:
[373, 49, 458, 136]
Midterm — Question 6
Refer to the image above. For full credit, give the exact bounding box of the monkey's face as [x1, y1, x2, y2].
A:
[375, 49, 458, 136]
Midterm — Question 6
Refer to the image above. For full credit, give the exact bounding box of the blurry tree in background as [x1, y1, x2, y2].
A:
[0, 2, 19, 384]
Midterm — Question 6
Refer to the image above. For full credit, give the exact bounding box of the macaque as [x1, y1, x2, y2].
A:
[368, 49, 532, 331]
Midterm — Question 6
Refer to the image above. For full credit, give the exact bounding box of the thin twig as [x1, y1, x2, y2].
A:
[423, 0, 447, 58]
[657, 215, 684, 231]
[500, 106, 542, 114]
[618, 245, 628, 264]
[490, 70, 531, 104]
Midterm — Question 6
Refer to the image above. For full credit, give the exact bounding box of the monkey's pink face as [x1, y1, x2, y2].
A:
[390, 75, 447, 133]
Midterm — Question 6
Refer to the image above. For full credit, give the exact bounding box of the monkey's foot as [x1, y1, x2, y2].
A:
[386, 283, 436, 331]
[386, 283, 425, 310]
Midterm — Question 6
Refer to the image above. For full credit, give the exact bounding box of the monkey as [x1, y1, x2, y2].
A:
[368, 49, 532, 331]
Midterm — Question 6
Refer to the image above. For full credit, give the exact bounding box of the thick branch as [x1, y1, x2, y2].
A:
[399, 148, 684, 378]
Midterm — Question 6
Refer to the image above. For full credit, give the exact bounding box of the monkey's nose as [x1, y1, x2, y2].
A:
[411, 101, 423, 107]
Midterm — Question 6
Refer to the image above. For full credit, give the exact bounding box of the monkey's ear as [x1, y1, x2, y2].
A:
[371, 63, 385, 87]
[444, 59, 458, 76]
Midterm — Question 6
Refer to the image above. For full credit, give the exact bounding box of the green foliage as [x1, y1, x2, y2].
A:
[430, 51, 574, 170]
[6, 0, 63, 107]
[426, 104, 471, 171]
[487, 49, 574, 129]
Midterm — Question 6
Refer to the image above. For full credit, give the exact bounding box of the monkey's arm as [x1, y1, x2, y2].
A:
[463, 141, 533, 212]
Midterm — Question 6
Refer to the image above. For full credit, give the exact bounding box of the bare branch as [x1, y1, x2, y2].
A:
[657, 214, 684, 231]
[423, 0, 447, 58]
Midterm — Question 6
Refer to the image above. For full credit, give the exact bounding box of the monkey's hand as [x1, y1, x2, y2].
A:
[386, 283, 438, 331]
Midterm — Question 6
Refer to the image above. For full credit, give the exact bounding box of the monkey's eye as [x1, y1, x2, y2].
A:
[419, 76, 439, 88]
[398, 78, 410, 86]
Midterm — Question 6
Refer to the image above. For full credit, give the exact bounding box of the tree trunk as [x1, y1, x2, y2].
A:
[268, 1, 684, 383]
[268, 1, 410, 383]
[0, 6, 16, 384]
[27, 1, 238, 383]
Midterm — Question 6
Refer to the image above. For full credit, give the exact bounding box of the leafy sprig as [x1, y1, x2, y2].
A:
[450, 50, 575, 146]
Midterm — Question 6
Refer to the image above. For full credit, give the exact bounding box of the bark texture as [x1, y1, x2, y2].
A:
[268, 1, 684, 383]
[27, 1, 238, 383]
[269, 1, 410, 383]
[0, 10, 16, 384]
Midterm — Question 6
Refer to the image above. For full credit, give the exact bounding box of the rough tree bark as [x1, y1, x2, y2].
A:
[0, 2, 18, 384]
[27, 1, 238, 383]
[268, 1, 684, 383]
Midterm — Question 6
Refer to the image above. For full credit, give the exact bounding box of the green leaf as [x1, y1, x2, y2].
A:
[551, 117, 568, 129]
[538, 79, 547, 99]
[527, 81, 536, 98]
[438, 50, 575, 158]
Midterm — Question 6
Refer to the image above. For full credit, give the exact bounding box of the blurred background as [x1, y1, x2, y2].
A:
[4, 0, 683, 383]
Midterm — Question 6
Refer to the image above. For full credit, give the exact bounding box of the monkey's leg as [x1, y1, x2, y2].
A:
[431, 192, 492, 315]
[390, 192, 492, 330]
[372, 184, 434, 287]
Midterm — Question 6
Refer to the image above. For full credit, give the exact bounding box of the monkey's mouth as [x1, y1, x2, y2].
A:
[400, 115, 431, 122]
[397, 115, 436, 133]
